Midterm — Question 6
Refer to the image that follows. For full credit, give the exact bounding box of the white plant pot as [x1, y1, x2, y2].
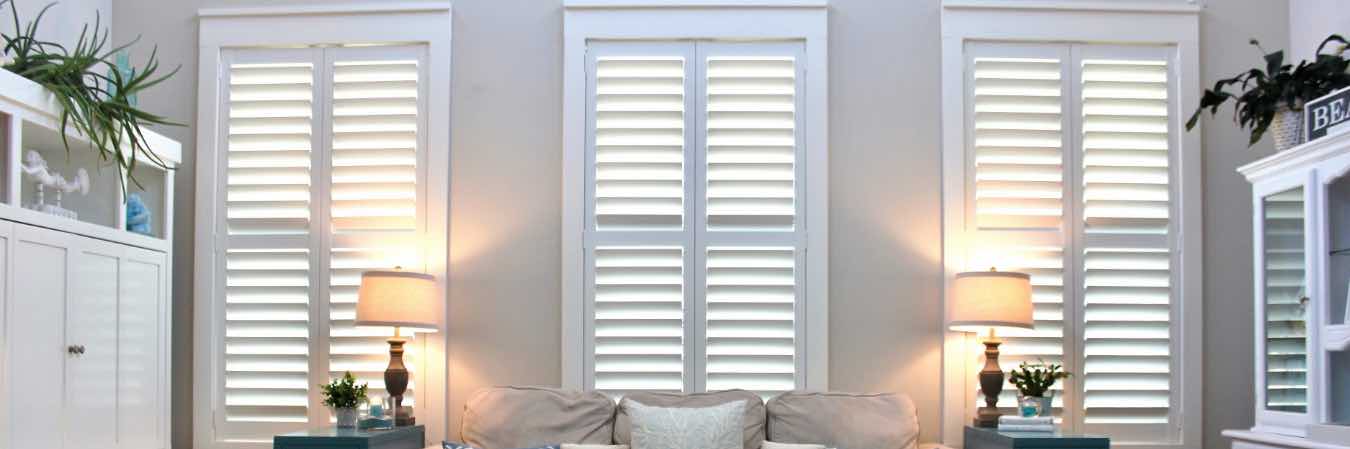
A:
[334, 407, 359, 429]
[1272, 106, 1305, 151]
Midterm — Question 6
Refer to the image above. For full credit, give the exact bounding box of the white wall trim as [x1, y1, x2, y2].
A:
[194, 6, 452, 449]
[197, 2, 451, 18]
[939, 6, 1202, 449]
[942, 0, 1202, 14]
[562, 5, 829, 392]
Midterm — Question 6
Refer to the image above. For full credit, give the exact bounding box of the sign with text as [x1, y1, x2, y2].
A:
[1306, 87, 1350, 142]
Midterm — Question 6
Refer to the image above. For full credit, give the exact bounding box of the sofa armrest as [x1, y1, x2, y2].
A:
[921, 442, 957, 449]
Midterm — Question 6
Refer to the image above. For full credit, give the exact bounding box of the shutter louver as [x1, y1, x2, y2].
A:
[223, 249, 311, 425]
[705, 57, 796, 231]
[594, 57, 686, 231]
[1079, 58, 1173, 434]
[1263, 187, 1307, 412]
[705, 247, 796, 394]
[222, 59, 315, 433]
[226, 62, 314, 236]
[972, 57, 1064, 231]
[592, 246, 685, 395]
[331, 59, 420, 234]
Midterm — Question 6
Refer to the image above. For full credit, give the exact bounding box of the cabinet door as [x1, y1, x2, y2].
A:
[119, 246, 167, 449]
[7, 223, 70, 449]
[1256, 181, 1316, 435]
[66, 236, 121, 448]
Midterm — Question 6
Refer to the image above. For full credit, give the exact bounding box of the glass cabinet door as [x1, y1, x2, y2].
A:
[1262, 186, 1309, 414]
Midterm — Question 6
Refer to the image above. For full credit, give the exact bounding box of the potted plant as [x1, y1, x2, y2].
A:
[1188, 35, 1350, 151]
[1008, 361, 1070, 417]
[0, 1, 179, 192]
[321, 371, 369, 428]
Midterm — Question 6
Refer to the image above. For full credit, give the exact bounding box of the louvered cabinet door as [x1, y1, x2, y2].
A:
[584, 43, 696, 395]
[1256, 182, 1313, 436]
[218, 48, 320, 440]
[698, 43, 806, 395]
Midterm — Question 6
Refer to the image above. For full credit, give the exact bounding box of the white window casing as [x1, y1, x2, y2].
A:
[940, 3, 1201, 449]
[562, 1, 829, 394]
[196, 6, 451, 449]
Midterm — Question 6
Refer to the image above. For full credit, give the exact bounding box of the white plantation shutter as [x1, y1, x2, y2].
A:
[222, 54, 318, 438]
[1078, 54, 1174, 439]
[583, 42, 807, 396]
[962, 44, 1183, 443]
[1262, 187, 1308, 412]
[214, 45, 429, 442]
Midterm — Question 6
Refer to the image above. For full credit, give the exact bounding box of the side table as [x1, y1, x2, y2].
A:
[274, 425, 426, 449]
[964, 425, 1110, 449]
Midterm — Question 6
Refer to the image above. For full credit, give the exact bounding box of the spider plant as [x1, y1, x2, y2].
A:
[0, 0, 180, 192]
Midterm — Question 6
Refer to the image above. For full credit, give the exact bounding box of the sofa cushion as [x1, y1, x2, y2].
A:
[765, 392, 919, 449]
[626, 400, 745, 449]
[614, 390, 766, 449]
[462, 386, 616, 449]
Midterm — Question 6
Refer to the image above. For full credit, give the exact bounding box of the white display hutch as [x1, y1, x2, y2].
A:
[0, 68, 178, 449]
[1230, 131, 1350, 449]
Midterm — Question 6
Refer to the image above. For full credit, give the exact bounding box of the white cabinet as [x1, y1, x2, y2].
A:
[1230, 132, 1350, 449]
[1, 221, 169, 449]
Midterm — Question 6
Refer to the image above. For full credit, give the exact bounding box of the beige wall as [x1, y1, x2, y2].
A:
[106, 0, 1285, 448]
[1290, 0, 1350, 62]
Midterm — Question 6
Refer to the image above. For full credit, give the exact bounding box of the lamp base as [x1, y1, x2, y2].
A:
[385, 337, 411, 427]
[975, 337, 1005, 428]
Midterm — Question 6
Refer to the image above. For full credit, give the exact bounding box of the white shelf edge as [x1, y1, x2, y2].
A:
[198, 2, 452, 17]
[1239, 132, 1350, 182]
[1224, 429, 1350, 449]
[942, 0, 1202, 14]
[0, 206, 168, 253]
[0, 68, 182, 166]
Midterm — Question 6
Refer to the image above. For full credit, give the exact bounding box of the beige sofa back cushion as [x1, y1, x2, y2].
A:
[461, 386, 616, 449]
[765, 392, 919, 449]
[613, 390, 766, 449]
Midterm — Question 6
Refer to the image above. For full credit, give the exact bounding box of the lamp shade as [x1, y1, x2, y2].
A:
[355, 270, 441, 332]
[947, 270, 1034, 333]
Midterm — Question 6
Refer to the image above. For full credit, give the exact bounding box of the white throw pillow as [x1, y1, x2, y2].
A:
[625, 400, 745, 449]
[562, 446, 630, 449]
[761, 442, 827, 449]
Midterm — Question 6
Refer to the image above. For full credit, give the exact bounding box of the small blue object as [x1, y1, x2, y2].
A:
[274, 425, 424, 449]
[359, 416, 393, 430]
[126, 193, 152, 235]
[964, 425, 1109, 449]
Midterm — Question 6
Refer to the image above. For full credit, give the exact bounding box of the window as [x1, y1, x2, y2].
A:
[195, 6, 450, 449]
[940, 4, 1201, 449]
[561, 2, 829, 395]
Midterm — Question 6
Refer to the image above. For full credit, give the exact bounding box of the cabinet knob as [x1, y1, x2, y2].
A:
[67, 345, 86, 355]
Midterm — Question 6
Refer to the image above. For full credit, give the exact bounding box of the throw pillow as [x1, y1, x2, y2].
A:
[625, 400, 744, 449]
[444, 443, 560, 449]
[761, 442, 827, 449]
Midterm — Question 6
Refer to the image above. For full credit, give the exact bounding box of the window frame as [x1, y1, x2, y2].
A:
[561, 0, 830, 392]
[194, 5, 452, 449]
[939, 2, 1202, 449]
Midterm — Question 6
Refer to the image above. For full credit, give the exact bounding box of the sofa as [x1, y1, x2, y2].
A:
[448, 386, 926, 449]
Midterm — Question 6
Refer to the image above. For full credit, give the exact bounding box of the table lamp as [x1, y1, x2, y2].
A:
[947, 268, 1034, 428]
[355, 270, 440, 426]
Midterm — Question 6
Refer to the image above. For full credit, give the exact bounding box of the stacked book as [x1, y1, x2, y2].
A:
[998, 416, 1055, 432]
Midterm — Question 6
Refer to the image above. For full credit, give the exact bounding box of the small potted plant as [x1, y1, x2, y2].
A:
[1008, 361, 1070, 417]
[321, 371, 369, 428]
[1188, 35, 1350, 151]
